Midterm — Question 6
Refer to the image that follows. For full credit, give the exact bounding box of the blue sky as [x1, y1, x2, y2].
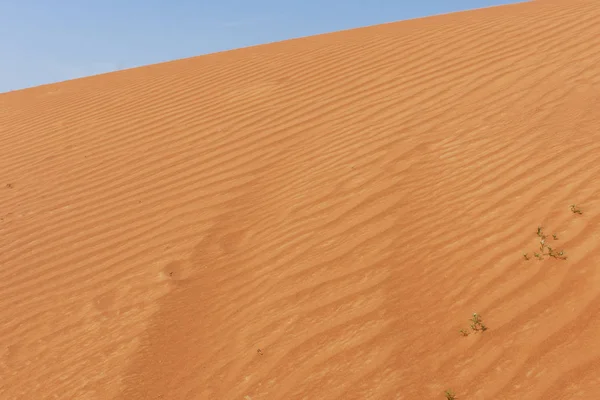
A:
[0, 0, 525, 93]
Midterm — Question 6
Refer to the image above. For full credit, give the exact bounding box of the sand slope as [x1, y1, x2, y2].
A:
[2, 0, 600, 398]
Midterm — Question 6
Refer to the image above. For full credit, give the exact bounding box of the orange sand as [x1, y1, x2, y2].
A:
[2, 0, 600, 398]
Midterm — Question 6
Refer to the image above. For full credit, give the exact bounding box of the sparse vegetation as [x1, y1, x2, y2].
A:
[455, 205, 583, 398]
[525, 225, 567, 261]
[445, 389, 456, 400]
[570, 204, 582, 214]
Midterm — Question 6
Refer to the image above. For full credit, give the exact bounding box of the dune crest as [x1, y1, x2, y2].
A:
[2, 0, 600, 398]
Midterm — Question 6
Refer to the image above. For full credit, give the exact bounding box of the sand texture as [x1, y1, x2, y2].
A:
[2, 0, 600, 398]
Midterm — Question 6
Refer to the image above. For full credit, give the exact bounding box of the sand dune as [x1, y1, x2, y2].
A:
[2, 0, 600, 398]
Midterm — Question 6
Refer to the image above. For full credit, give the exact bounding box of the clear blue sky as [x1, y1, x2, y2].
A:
[0, 0, 525, 93]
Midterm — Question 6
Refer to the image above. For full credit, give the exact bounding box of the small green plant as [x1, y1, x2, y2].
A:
[570, 204, 582, 214]
[547, 247, 567, 260]
[523, 253, 530, 260]
[445, 389, 456, 400]
[459, 313, 487, 336]
[469, 313, 487, 332]
[536, 226, 546, 238]
[552, 233, 558, 240]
